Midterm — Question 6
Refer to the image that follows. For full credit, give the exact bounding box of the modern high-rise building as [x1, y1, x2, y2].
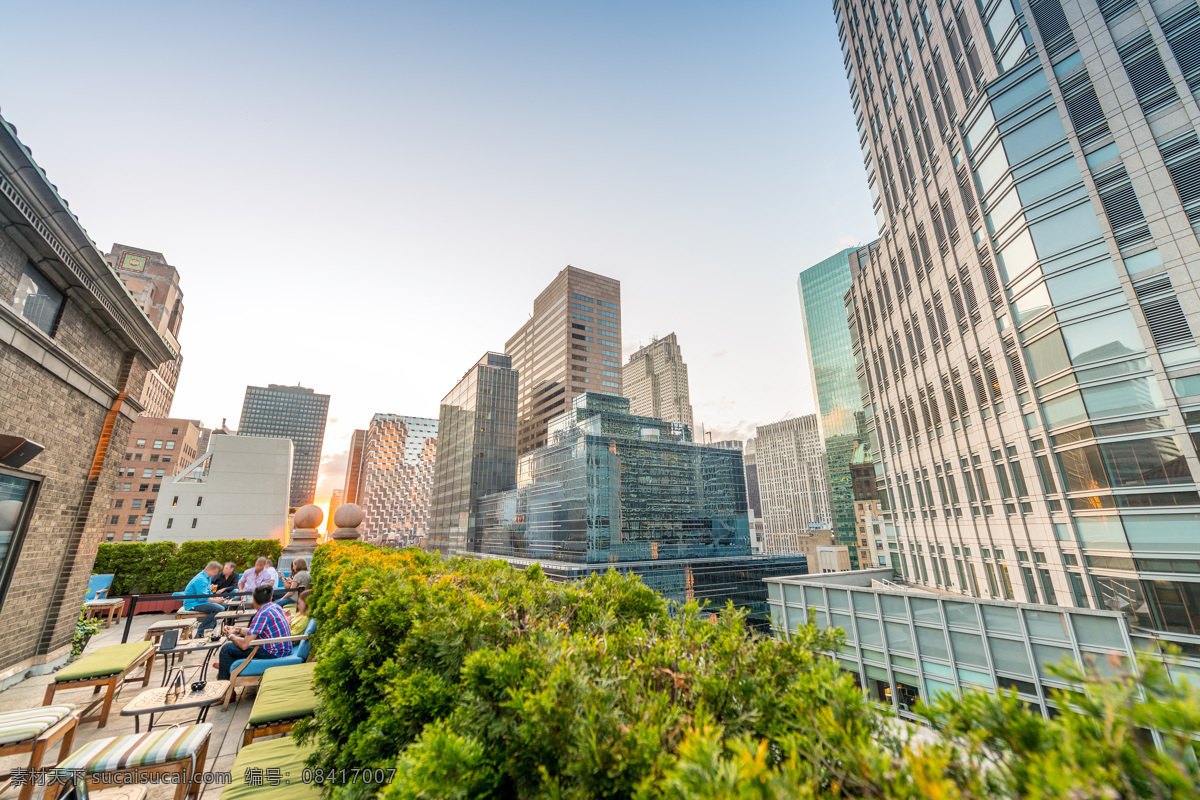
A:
[754, 415, 833, 553]
[343, 428, 367, 506]
[799, 248, 869, 563]
[357, 414, 438, 546]
[473, 393, 807, 624]
[837, 0, 1200, 646]
[428, 352, 518, 555]
[237, 384, 329, 511]
[106, 244, 185, 418]
[507, 266, 622, 456]
[623, 333, 695, 429]
[743, 437, 763, 517]
[326, 489, 343, 534]
[106, 418, 200, 543]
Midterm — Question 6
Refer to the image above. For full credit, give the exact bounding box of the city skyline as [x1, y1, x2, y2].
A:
[0, 1, 875, 507]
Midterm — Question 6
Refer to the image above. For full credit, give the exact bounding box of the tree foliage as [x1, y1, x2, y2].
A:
[300, 543, 1200, 799]
[93, 539, 283, 595]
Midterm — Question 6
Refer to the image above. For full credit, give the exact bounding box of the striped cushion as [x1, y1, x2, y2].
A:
[55, 723, 211, 773]
[0, 705, 74, 746]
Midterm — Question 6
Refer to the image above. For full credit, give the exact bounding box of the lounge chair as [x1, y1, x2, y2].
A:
[242, 662, 317, 746]
[222, 619, 315, 709]
[44, 641, 156, 728]
[0, 705, 78, 800]
[51, 723, 211, 800]
[222, 736, 320, 800]
[83, 575, 123, 628]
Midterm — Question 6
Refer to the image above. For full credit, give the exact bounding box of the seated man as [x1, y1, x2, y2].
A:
[211, 561, 239, 596]
[216, 585, 293, 680]
[182, 561, 225, 635]
[237, 557, 279, 596]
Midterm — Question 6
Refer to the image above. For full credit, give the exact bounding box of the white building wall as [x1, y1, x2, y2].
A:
[147, 435, 292, 544]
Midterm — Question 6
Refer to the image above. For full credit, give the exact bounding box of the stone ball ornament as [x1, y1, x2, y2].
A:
[293, 504, 324, 530]
[331, 503, 365, 541]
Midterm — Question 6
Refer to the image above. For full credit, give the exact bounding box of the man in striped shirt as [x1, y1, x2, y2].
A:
[216, 585, 294, 680]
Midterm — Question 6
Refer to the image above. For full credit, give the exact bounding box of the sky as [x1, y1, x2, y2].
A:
[1, 1, 876, 506]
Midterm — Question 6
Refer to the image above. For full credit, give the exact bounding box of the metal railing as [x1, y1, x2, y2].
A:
[119, 591, 252, 643]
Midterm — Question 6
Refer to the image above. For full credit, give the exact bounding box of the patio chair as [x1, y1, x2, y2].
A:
[222, 619, 316, 709]
[222, 736, 320, 800]
[83, 575, 123, 628]
[171, 590, 208, 622]
[50, 722, 211, 800]
[43, 641, 156, 728]
[242, 661, 317, 746]
[0, 705, 78, 800]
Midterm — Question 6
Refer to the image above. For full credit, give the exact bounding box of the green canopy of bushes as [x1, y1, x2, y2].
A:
[299, 542, 1200, 799]
[92, 539, 282, 595]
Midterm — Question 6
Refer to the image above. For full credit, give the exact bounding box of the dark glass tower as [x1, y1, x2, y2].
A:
[428, 352, 519, 554]
[237, 384, 329, 511]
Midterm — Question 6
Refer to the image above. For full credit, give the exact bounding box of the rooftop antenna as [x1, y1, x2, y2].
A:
[777, 410, 792, 422]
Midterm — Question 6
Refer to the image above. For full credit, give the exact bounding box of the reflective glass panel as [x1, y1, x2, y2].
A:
[1060, 311, 1144, 366]
[1041, 391, 1088, 429]
[944, 601, 979, 628]
[1028, 203, 1104, 258]
[950, 631, 989, 666]
[1045, 259, 1120, 305]
[1081, 376, 1165, 420]
[1024, 609, 1070, 640]
[910, 597, 941, 623]
[1025, 332, 1072, 381]
[1002, 110, 1067, 164]
[831, 612, 854, 640]
[982, 604, 1023, 633]
[1032, 643, 1076, 678]
[857, 615, 883, 646]
[1016, 157, 1083, 206]
[1123, 513, 1200, 552]
[989, 636, 1034, 674]
[997, 228, 1038, 281]
[1099, 437, 1191, 487]
[1014, 283, 1052, 324]
[885, 621, 914, 653]
[915, 625, 949, 659]
[1072, 615, 1124, 648]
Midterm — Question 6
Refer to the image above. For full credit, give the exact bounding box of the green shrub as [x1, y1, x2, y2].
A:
[299, 543, 1200, 800]
[93, 539, 283, 595]
[69, 606, 102, 661]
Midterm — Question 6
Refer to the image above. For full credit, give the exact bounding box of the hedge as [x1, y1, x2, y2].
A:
[297, 542, 1200, 799]
[93, 540, 283, 596]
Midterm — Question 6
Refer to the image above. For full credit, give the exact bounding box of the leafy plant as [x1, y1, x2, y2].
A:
[93, 539, 283, 595]
[69, 606, 102, 662]
[299, 542, 1200, 800]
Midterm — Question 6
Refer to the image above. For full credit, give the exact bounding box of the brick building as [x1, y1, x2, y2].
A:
[0, 114, 173, 683]
[105, 417, 200, 542]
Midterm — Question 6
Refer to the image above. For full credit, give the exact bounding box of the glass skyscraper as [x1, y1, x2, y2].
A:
[428, 352, 519, 555]
[237, 384, 329, 511]
[474, 393, 806, 624]
[838, 0, 1200, 651]
[799, 247, 870, 562]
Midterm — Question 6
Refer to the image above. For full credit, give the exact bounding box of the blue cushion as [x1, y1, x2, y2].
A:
[231, 655, 304, 677]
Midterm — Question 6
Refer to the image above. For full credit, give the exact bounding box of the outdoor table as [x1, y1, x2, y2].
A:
[215, 609, 255, 623]
[119, 681, 229, 733]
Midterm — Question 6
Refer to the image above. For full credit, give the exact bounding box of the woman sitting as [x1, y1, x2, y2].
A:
[289, 589, 313, 635]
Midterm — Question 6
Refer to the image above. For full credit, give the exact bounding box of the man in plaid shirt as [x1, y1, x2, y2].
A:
[216, 585, 294, 680]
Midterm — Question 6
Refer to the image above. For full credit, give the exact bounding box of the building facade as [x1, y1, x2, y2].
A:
[195, 418, 234, 458]
[754, 415, 834, 552]
[743, 436, 763, 516]
[106, 244, 185, 418]
[622, 333, 695, 428]
[147, 435, 292, 544]
[799, 248, 870, 562]
[506, 266, 622, 456]
[326, 489, 343, 534]
[836, 0, 1200, 651]
[237, 384, 329, 511]
[851, 441, 888, 568]
[357, 414, 438, 546]
[106, 417, 200, 542]
[428, 352, 518, 555]
[343, 428, 367, 506]
[0, 113, 173, 682]
[473, 393, 807, 623]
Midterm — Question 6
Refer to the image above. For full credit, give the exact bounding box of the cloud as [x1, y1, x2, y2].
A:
[314, 448, 349, 503]
[709, 349, 728, 359]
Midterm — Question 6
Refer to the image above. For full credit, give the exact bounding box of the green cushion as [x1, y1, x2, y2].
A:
[55, 642, 153, 683]
[248, 662, 317, 726]
[224, 737, 320, 800]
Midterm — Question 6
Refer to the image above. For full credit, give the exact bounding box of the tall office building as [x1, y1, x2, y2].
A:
[743, 437, 763, 516]
[343, 429, 367, 506]
[326, 489, 343, 534]
[799, 248, 869, 563]
[237, 384, 329, 511]
[838, 0, 1200, 645]
[507, 266, 622, 455]
[106, 244, 185, 417]
[754, 415, 833, 553]
[357, 414, 438, 546]
[428, 353, 518, 555]
[474, 393, 807, 624]
[623, 333, 695, 429]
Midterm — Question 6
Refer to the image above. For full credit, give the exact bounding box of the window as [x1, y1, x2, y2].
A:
[135, 440, 147, 448]
[139, 484, 149, 492]
[149, 455, 159, 462]
[171, 428, 179, 435]
[133, 454, 142, 461]
[152, 440, 163, 449]
[141, 469, 152, 478]
[114, 499, 123, 509]
[155, 470, 165, 478]
[191, 518, 198, 528]
[165, 441, 175, 450]
[196, 496, 203, 507]
[131, 499, 142, 509]
[109, 515, 119, 525]
[11, 263, 63, 336]
[127, 515, 138, 525]
[162, 456, 171, 463]
[166, 518, 174, 529]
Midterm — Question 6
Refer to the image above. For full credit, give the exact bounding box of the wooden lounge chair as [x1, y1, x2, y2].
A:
[0, 705, 78, 800]
[222, 736, 321, 800]
[242, 662, 317, 746]
[83, 574, 123, 628]
[50, 722, 211, 800]
[144, 618, 196, 643]
[44, 642, 156, 728]
[223, 620, 315, 710]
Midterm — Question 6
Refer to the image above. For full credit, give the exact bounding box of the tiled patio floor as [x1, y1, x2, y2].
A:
[0, 614, 265, 800]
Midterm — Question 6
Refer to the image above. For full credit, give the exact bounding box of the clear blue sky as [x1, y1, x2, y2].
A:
[2, 1, 875, 502]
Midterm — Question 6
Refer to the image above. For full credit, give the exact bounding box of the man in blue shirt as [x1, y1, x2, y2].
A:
[182, 561, 225, 635]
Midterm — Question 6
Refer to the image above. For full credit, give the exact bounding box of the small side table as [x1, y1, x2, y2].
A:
[120, 681, 230, 733]
[158, 637, 226, 685]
